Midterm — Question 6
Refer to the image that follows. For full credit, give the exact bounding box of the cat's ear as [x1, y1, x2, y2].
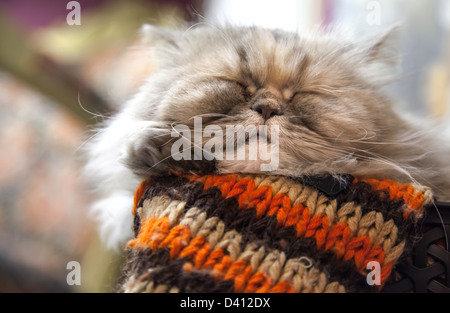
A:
[358, 25, 402, 86]
[139, 24, 181, 48]
[138, 24, 183, 66]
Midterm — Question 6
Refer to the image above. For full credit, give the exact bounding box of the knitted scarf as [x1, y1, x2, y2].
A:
[120, 173, 434, 293]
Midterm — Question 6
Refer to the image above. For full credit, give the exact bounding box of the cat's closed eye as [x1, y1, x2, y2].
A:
[229, 79, 258, 101]
[282, 89, 296, 101]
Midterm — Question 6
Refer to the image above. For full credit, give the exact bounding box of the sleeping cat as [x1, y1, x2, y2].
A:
[84, 24, 450, 249]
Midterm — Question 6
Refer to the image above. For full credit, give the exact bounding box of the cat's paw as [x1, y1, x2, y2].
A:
[123, 125, 170, 177]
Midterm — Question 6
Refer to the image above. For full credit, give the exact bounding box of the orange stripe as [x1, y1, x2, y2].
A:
[133, 179, 151, 215]
[190, 175, 426, 219]
[356, 178, 425, 218]
[134, 174, 408, 286]
[184, 174, 396, 284]
[129, 216, 300, 292]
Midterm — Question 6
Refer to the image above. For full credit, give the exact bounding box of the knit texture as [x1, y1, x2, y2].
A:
[120, 173, 434, 293]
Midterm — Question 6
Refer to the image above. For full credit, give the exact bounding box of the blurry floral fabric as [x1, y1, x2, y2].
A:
[0, 72, 94, 292]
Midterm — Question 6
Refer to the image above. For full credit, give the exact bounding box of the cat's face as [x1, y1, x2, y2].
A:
[124, 25, 403, 179]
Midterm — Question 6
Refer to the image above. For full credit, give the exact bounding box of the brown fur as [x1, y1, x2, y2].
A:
[84, 24, 450, 248]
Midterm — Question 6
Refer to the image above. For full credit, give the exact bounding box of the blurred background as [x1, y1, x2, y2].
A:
[0, 0, 449, 292]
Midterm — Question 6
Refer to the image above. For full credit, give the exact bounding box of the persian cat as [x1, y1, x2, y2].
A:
[84, 24, 450, 249]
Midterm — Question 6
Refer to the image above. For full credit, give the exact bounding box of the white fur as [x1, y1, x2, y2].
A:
[83, 107, 141, 250]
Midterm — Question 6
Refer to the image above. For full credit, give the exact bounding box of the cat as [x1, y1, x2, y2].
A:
[83, 24, 450, 249]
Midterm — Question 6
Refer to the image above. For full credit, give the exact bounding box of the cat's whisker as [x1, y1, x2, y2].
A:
[183, 22, 208, 36]
[299, 125, 421, 146]
[339, 146, 422, 184]
[77, 91, 110, 121]
[142, 142, 216, 174]
[159, 137, 176, 147]
[187, 113, 232, 121]
[76, 131, 100, 154]
[169, 121, 206, 155]
[141, 147, 189, 174]
[289, 131, 422, 184]
[149, 132, 173, 140]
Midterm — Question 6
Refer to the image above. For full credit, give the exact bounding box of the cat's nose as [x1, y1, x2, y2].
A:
[252, 103, 283, 120]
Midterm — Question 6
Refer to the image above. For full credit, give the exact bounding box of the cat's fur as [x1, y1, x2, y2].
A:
[84, 24, 450, 249]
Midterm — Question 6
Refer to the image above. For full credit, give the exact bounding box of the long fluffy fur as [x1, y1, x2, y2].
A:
[84, 24, 450, 249]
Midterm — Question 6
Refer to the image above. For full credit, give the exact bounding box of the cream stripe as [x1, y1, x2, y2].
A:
[138, 198, 346, 292]
[411, 184, 433, 205]
[123, 274, 180, 293]
[139, 188, 403, 266]
[236, 176, 404, 264]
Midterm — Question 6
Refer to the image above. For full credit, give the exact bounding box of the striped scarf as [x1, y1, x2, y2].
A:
[120, 173, 433, 293]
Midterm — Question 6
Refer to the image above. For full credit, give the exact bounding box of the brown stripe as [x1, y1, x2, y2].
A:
[129, 210, 346, 292]
[134, 176, 378, 291]
[121, 247, 235, 293]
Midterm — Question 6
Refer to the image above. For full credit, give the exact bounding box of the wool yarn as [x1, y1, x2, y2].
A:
[120, 173, 434, 293]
